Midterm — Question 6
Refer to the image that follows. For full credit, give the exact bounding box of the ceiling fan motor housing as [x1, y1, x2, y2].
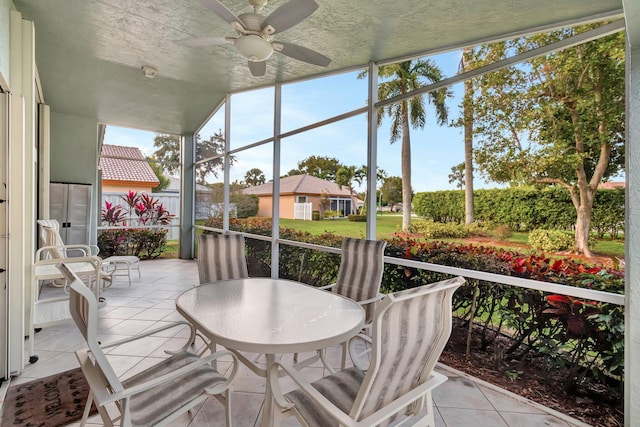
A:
[238, 12, 266, 32]
[234, 34, 274, 61]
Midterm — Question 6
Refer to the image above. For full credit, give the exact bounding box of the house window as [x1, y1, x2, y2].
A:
[329, 197, 351, 217]
[296, 196, 308, 203]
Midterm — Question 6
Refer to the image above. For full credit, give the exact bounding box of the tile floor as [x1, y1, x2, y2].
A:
[7, 258, 591, 427]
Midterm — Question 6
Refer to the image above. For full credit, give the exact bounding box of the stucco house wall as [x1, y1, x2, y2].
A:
[245, 174, 355, 220]
[102, 182, 154, 193]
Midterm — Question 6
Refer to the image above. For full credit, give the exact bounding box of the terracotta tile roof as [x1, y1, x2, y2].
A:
[243, 174, 353, 197]
[99, 144, 159, 184]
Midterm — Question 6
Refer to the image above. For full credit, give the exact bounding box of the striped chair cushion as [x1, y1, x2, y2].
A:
[335, 238, 387, 322]
[122, 351, 226, 427]
[356, 278, 461, 421]
[197, 234, 249, 283]
[284, 367, 365, 427]
[42, 225, 65, 259]
[69, 282, 90, 342]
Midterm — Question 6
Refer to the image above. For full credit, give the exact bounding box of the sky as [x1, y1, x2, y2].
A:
[103, 50, 499, 193]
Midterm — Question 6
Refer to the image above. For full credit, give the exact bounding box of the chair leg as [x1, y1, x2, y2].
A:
[224, 388, 232, 427]
[340, 341, 348, 369]
[319, 348, 336, 374]
[421, 392, 436, 427]
[79, 395, 93, 427]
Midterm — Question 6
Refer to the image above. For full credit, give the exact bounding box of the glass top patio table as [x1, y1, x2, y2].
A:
[175, 277, 365, 427]
[175, 277, 365, 356]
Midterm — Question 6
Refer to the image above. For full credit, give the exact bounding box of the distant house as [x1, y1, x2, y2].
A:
[243, 174, 358, 220]
[99, 144, 159, 192]
[599, 181, 625, 190]
[163, 176, 212, 194]
[164, 176, 214, 219]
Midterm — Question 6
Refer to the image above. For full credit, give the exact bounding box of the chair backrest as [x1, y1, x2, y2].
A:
[350, 276, 465, 422]
[334, 238, 387, 321]
[37, 219, 65, 259]
[58, 263, 125, 394]
[197, 233, 249, 283]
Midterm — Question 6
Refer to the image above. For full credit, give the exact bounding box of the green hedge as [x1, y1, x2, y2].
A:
[97, 228, 168, 259]
[413, 187, 625, 235]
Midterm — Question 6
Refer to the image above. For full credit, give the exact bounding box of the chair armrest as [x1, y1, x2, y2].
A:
[103, 349, 239, 405]
[356, 372, 448, 426]
[268, 361, 355, 426]
[356, 293, 384, 307]
[318, 282, 336, 291]
[35, 244, 91, 260]
[100, 320, 196, 352]
[35, 256, 104, 282]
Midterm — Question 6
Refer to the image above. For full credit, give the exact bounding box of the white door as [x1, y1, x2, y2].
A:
[0, 92, 8, 379]
[49, 182, 92, 246]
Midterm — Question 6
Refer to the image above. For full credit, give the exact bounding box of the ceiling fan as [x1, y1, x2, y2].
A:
[178, 0, 331, 77]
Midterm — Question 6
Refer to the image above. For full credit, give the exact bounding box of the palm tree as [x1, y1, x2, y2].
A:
[336, 165, 365, 215]
[362, 60, 451, 231]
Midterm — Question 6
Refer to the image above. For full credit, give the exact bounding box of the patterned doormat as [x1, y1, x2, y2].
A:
[2, 367, 95, 427]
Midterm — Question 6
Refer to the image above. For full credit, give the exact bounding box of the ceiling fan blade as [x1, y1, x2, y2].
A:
[261, 0, 319, 35]
[176, 36, 232, 46]
[272, 41, 331, 67]
[248, 60, 267, 77]
[196, 0, 244, 28]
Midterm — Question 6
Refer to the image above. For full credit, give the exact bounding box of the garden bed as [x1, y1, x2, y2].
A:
[440, 320, 624, 426]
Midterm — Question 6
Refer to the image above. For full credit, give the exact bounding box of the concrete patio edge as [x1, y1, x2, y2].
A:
[436, 362, 593, 427]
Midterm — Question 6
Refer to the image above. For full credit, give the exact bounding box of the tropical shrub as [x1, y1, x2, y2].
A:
[528, 229, 575, 252]
[410, 220, 469, 238]
[385, 235, 624, 394]
[98, 191, 173, 259]
[231, 193, 259, 218]
[493, 224, 512, 240]
[322, 210, 342, 218]
[98, 228, 168, 259]
[466, 222, 488, 237]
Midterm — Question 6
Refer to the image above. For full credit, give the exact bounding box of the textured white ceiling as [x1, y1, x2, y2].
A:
[14, 0, 623, 134]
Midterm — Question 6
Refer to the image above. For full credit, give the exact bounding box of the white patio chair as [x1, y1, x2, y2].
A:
[197, 233, 249, 283]
[296, 237, 387, 370]
[37, 219, 100, 256]
[58, 262, 239, 427]
[269, 276, 465, 427]
[37, 219, 113, 288]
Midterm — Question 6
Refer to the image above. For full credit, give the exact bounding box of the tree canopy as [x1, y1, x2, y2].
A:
[244, 168, 266, 186]
[285, 155, 342, 181]
[469, 24, 625, 255]
[381, 176, 403, 207]
[153, 130, 231, 185]
[148, 158, 171, 192]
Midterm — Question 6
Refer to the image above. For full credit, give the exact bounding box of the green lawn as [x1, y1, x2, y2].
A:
[167, 216, 625, 260]
[279, 214, 404, 239]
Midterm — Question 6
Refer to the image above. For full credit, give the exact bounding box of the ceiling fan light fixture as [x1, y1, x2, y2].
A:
[234, 34, 273, 62]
